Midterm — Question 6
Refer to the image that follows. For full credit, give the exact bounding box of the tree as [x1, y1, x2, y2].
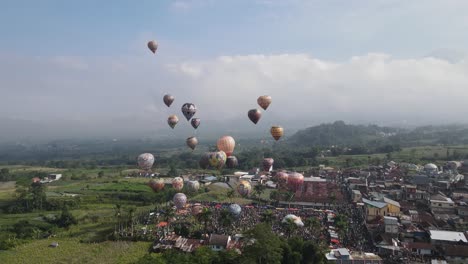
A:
[260, 210, 275, 225]
[304, 217, 321, 238]
[128, 206, 136, 236]
[168, 163, 178, 177]
[197, 207, 213, 235]
[281, 218, 298, 238]
[254, 184, 266, 199]
[56, 206, 77, 228]
[114, 204, 122, 235]
[218, 209, 234, 234]
[242, 223, 283, 264]
[193, 246, 216, 264]
[98, 171, 104, 178]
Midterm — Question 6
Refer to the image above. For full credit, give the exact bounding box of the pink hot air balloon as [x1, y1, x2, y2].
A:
[137, 153, 155, 171]
[287, 172, 304, 192]
[148, 179, 165, 192]
[262, 158, 274, 172]
[217, 136, 235, 157]
[172, 177, 184, 191]
[173, 193, 187, 209]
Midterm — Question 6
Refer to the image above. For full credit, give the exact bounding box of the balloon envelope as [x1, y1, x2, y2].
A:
[187, 180, 200, 192]
[181, 103, 197, 121]
[226, 156, 238, 169]
[137, 153, 155, 171]
[191, 118, 201, 129]
[173, 193, 187, 209]
[217, 136, 235, 156]
[228, 204, 242, 217]
[147, 40, 158, 53]
[172, 177, 184, 191]
[148, 178, 165, 192]
[168, 115, 179, 129]
[192, 203, 203, 215]
[163, 94, 175, 107]
[199, 153, 210, 169]
[237, 180, 252, 197]
[208, 151, 227, 169]
[276, 171, 289, 186]
[257, 95, 272, 110]
[186, 137, 198, 150]
[287, 172, 304, 192]
[262, 158, 274, 172]
[248, 109, 262, 124]
[270, 126, 284, 141]
[282, 214, 304, 227]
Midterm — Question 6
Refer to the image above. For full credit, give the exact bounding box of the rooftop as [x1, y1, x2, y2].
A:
[429, 230, 467, 243]
[362, 198, 387, 209]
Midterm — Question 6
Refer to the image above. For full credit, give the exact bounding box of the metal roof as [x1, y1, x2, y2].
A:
[362, 198, 387, 209]
[429, 230, 467, 243]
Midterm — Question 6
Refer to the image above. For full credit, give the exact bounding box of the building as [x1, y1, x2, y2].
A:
[384, 216, 398, 234]
[208, 234, 231, 251]
[294, 177, 343, 204]
[429, 230, 467, 245]
[405, 242, 433, 256]
[362, 198, 388, 221]
[325, 248, 383, 263]
[382, 197, 401, 216]
[352, 190, 362, 203]
[443, 245, 468, 264]
[430, 194, 456, 214]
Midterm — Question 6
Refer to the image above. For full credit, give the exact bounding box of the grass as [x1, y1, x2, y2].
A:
[0, 238, 151, 264]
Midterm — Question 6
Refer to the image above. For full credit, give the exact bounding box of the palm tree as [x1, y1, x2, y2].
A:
[281, 218, 298, 238]
[114, 204, 122, 235]
[197, 207, 213, 235]
[286, 191, 295, 209]
[304, 217, 321, 238]
[254, 184, 266, 200]
[218, 209, 234, 234]
[128, 206, 136, 237]
[260, 210, 275, 225]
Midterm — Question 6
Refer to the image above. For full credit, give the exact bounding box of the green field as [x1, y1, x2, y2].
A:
[0, 238, 151, 264]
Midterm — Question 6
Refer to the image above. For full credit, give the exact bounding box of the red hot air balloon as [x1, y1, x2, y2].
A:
[262, 158, 274, 172]
[248, 109, 262, 124]
[168, 115, 179, 129]
[217, 136, 235, 157]
[276, 171, 289, 186]
[257, 95, 272, 110]
[173, 193, 187, 209]
[147, 40, 158, 54]
[287, 172, 304, 192]
[181, 103, 197, 121]
[163, 94, 175, 107]
[191, 118, 200, 129]
[186, 137, 198, 150]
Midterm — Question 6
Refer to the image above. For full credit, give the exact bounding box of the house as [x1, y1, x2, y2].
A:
[443, 245, 468, 264]
[325, 248, 383, 263]
[405, 242, 433, 256]
[384, 216, 399, 235]
[430, 194, 456, 214]
[429, 230, 467, 245]
[362, 198, 388, 221]
[382, 197, 401, 216]
[352, 190, 362, 203]
[208, 234, 230, 251]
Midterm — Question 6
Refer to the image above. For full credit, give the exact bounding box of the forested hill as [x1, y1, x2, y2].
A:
[287, 121, 468, 148]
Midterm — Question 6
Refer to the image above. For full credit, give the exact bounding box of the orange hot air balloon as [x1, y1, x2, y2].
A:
[168, 115, 179, 129]
[186, 136, 198, 150]
[147, 40, 158, 54]
[270, 126, 284, 141]
[257, 95, 272, 110]
[217, 136, 235, 156]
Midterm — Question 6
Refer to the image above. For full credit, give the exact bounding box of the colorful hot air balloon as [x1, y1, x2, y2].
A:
[262, 158, 274, 172]
[282, 214, 304, 227]
[173, 193, 187, 209]
[237, 180, 252, 197]
[270, 126, 284, 141]
[276, 171, 289, 186]
[191, 118, 200, 129]
[187, 180, 200, 192]
[172, 177, 184, 191]
[186, 136, 198, 150]
[287, 172, 304, 192]
[181, 103, 197, 121]
[257, 95, 272, 110]
[163, 94, 175, 107]
[248, 109, 262, 124]
[228, 204, 241, 217]
[168, 115, 179, 129]
[137, 153, 155, 171]
[148, 178, 165, 192]
[199, 153, 210, 169]
[226, 156, 238, 169]
[208, 151, 227, 169]
[217, 136, 235, 156]
[147, 40, 158, 54]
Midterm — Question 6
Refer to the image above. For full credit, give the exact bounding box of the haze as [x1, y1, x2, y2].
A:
[1, 0, 468, 142]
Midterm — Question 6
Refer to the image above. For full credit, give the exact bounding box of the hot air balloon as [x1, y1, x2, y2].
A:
[228, 204, 241, 217]
[217, 136, 235, 156]
[276, 171, 289, 186]
[248, 109, 262, 124]
[148, 178, 165, 192]
[173, 193, 187, 210]
[282, 214, 304, 227]
[192, 203, 203, 215]
[257, 95, 272, 110]
[187, 180, 200, 192]
[287, 172, 304, 192]
[191, 118, 200, 129]
[270, 126, 284, 141]
[208, 151, 227, 169]
[237, 180, 252, 197]
[186, 136, 198, 150]
[226, 156, 238, 169]
[137, 153, 155, 171]
[172, 177, 184, 191]
[199, 153, 210, 169]
[181, 103, 197, 121]
[168, 115, 179, 129]
[163, 94, 175, 107]
[147, 40, 158, 54]
[262, 158, 274, 172]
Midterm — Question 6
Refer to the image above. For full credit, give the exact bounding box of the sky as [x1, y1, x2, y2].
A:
[1, 0, 468, 141]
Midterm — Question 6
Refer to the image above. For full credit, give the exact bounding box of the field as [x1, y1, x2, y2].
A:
[0, 238, 151, 264]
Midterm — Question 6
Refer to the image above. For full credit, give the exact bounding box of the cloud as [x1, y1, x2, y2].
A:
[1, 51, 468, 141]
[171, 1, 191, 10]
